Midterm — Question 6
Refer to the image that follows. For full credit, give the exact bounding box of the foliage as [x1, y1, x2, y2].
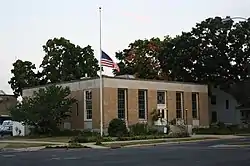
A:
[129, 123, 160, 136]
[193, 125, 250, 135]
[95, 135, 103, 145]
[40, 37, 99, 83]
[70, 133, 190, 143]
[150, 108, 159, 122]
[70, 136, 113, 143]
[8, 37, 100, 97]
[108, 118, 128, 137]
[10, 85, 77, 134]
[129, 123, 149, 136]
[168, 125, 189, 138]
[113, 37, 171, 79]
[159, 16, 250, 89]
[46, 143, 89, 149]
[169, 119, 177, 125]
[8, 60, 40, 97]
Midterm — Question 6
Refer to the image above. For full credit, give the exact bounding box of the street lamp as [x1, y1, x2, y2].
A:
[185, 109, 188, 125]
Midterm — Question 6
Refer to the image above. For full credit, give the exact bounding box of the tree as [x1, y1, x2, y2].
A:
[8, 60, 39, 97]
[114, 37, 171, 79]
[159, 16, 250, 89]
[10, 85, 77, 134]
[40, 37, 99, 83]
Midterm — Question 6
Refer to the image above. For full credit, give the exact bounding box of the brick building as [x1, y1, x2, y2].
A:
[22, 76, 209, 131]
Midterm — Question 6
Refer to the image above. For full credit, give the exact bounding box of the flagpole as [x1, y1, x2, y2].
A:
[99, 7, 103, 137]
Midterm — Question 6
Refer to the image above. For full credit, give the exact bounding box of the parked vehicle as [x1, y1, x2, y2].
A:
[0, 120, 13, 137]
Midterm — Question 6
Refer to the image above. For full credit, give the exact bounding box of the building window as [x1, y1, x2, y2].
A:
[76, 102, 79, 116]
[118, 89, 126, 119]
[211, 95, 216, 105]
[176, 92, 183, 118]
[85, 90, 92, 120]
[157, 91, 165, 104]
[138, 90, 147, 119]
[211, 111, 217, 123]
[192, 93, 198, 119]
[226, 100, 229, 109]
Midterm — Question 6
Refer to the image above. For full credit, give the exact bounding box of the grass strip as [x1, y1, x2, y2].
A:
[103, 137, 218, 147]
[0, 143, 53, 148]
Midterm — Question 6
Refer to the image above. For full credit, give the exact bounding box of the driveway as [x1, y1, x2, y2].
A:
[1, 137, 250, 166]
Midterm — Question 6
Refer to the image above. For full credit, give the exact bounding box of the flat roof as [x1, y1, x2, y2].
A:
[23, 75, 206, 91]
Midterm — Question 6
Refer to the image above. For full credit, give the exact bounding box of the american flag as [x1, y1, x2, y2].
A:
[101, 50, 120, 72]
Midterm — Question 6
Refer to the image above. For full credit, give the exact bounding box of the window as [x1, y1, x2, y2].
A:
[226, 100, 229, 109]
[138, 90, 147, 119]
[118, 89, 126, 119]
[76, 102, 79, 116]
[192, 93, 198, 119]
[85, 90, 92, 120]
[211, 111, 217, 123]
[211, 95, 216, 105]
[157, 91, 165, 104]
[176, 92, 183, 118]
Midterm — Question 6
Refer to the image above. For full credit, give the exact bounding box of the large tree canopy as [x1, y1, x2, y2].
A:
[40, 37, 99, 83]
[8, 60, 39, 97]
[9, 37, 100, 97]
[114, 37, 171, 79]
[159, 16, 250, 88]
[10, 85, 76, 134]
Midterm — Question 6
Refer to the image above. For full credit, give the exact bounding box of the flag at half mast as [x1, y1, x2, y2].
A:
[101, 50, 120, 72]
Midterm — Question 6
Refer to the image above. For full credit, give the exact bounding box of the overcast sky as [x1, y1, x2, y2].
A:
[0, 0, 250, 94]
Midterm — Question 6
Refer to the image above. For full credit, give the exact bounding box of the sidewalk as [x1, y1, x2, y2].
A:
[0, 134, 246, 150]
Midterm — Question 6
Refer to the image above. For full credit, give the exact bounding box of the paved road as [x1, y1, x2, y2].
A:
[1, 137, 250, 166]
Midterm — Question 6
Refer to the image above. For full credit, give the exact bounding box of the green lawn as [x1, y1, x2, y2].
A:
[103, 137, 217, 147]
[0, 143, 54, 148]
[6, 136, 70, 143]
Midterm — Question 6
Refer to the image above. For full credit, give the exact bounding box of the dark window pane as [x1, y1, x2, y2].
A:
[138, 90, 147, 119]
[157, 91, 165, 104]
[211, 95, 216, 105]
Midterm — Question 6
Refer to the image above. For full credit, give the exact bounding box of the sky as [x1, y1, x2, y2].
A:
[0, 0, 250, 95]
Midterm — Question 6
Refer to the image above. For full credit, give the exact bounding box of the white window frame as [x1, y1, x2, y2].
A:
[138, 90, 147, 120]
[84, 90, 92, 121]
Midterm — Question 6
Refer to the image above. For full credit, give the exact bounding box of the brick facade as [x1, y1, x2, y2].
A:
[22, 76, 209, 130]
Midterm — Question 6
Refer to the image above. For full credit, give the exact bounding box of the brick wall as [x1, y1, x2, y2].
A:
[0, 96, 17, 116]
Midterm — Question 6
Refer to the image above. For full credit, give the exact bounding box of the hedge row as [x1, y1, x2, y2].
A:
[70, 132, 190, 143]
[193, 127, 250, 135]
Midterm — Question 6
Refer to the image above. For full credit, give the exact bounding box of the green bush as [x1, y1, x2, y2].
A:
[129, 123, 163, 136]
[116, 134, 187, 141]
[193, 126, 250, 135]
[69, 136, 113, 143]
[95, 135, 103, 145]
[129, 123, 149, 136]
[108, 118, 128, 137]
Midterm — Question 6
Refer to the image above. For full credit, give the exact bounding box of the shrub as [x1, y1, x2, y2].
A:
[95, 135, 103, 145]
[129, 123, 149, 136]
[192, 125, 250, 135]
[108, 118, 128, 137]
[69, 136, 113, 143]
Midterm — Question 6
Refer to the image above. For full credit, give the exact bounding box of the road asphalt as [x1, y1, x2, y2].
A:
[1, 137, 250, 166]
